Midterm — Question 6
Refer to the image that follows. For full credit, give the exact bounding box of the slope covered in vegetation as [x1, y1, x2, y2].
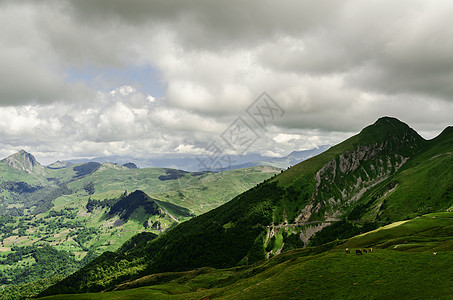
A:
[40, 212, 453, 299]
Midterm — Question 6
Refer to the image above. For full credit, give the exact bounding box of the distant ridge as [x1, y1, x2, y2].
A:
[435, 126, 453, 140]
[60, 146, 330, 172]
[47, 160, 73, 169]
[122, 162, 138, 169]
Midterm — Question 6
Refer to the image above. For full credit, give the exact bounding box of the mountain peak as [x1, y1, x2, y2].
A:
[47, 160, 73, 169]
[123, 162, 138, 169]
[372, 116, 411, 132]
[374, 116, 404, 125]
[357, 116, 425, 147]
[109, 190, 162, 221]
[440, 126, 453, 136]
[2, 150, 44, 174]
[433, 126, 453, 143]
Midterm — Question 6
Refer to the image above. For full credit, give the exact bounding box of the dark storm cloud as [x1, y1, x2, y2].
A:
[67, 0, 342, 48]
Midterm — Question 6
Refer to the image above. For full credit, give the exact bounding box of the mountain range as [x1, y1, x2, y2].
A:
[37, 116, 453, 298]
[61, 146, 330, 172]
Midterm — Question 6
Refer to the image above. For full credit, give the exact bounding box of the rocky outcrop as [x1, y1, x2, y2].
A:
[296, 141, 410, 224]
[299, 223, 331, 246]
[2, 150, 46, 175]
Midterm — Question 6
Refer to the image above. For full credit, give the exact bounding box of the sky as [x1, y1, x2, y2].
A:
[0, 0, 452, 165]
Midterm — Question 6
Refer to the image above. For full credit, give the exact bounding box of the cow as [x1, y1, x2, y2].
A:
[356, 249, 362, 255]
[362, 249, 367, 253]
[345, 248, 350, 253]
[433, 252, 437, 255]
[369, 248, 373, 253]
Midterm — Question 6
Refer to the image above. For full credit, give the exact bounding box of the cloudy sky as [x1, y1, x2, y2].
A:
[0, 0, 452, 164]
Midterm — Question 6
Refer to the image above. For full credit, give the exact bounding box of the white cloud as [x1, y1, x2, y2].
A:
[273, 133, 302, 144]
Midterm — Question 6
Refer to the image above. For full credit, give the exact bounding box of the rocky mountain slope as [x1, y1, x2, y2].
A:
[1, 150, 46, 176]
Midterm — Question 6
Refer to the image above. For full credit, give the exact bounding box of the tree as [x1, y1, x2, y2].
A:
[83, 182, 95, 195]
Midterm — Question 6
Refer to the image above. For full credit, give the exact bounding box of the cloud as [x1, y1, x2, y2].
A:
[0, 0, 452, 162]
[273, 133, 302, 144]
[0, 86, 241, 162]
[67, 0, 344, 49]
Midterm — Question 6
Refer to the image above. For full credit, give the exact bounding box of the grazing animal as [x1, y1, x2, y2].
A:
[369, 248, 373, 253]
[433, 252, 437, 255]
[363, 249, 367, 253]
[356, 249, 362, 255]
[345, 248, 350, 253]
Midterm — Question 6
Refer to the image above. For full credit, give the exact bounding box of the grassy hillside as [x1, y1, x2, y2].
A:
[38, 213, 453, 299]
[40, 251, 453, 300]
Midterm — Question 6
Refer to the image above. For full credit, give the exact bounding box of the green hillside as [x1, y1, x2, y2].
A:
[40, 250, 453, 299]
[37, 213, 453, 299]
[39, 117, 453, 297]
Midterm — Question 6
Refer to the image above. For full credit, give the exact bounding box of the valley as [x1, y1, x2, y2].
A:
[0, 152, 279, 293]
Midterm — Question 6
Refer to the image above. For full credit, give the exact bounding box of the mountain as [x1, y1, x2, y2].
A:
[40, 117, 453, 296]
[1, 150, 45, 175]
[107, 190, 193, 222]
[0, 150, 49, 188]
[215, 145, 330, 171]
[0, 159, 104, 216]
[122, 162, 138, 169]
[279, 145, 331, 165]
[62, 146, 329, 172]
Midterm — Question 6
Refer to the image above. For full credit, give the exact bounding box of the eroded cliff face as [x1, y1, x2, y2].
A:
[272, 125, 426, 246]
[296, 141, 410, 225]
[2, 150, 46, 175]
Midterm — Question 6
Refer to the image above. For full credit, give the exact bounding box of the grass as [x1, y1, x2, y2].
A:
[40, 250, 453, 300]
[272, 233, 283, 253]
[343, 212, 453, 251]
